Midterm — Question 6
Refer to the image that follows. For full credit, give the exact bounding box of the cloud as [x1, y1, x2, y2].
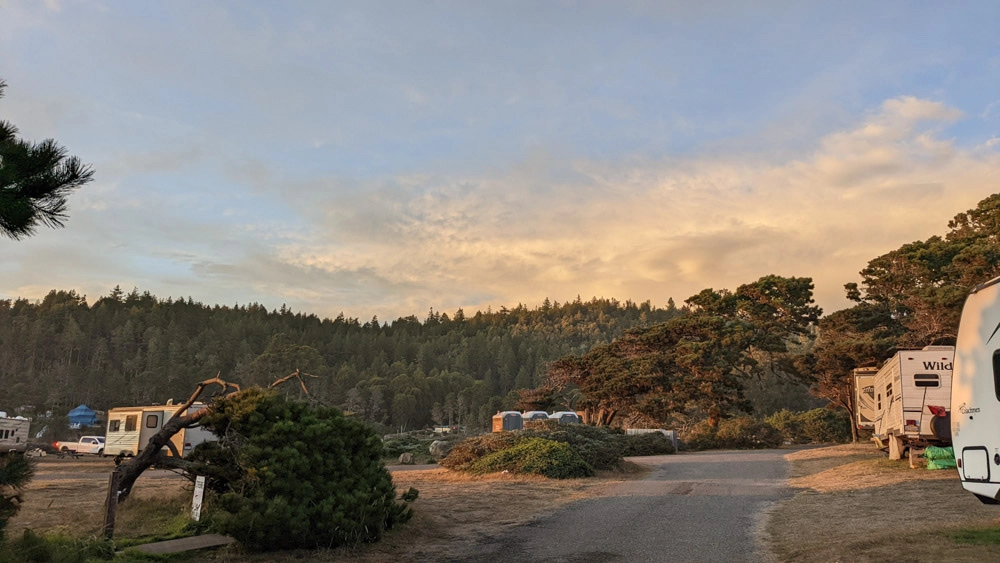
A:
[244, 96, 997, 318]
[3, 96, 996, 321]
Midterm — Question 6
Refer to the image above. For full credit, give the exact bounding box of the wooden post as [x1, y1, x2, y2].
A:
[103, 468, 122, 539]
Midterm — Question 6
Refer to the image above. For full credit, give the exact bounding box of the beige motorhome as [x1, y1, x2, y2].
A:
[853, 367, 878, 431]
[872, 346, 954, 459]
[104, 402, 215, 457]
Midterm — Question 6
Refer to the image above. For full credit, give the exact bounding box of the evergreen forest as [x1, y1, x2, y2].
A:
[0, 291, 683, 431]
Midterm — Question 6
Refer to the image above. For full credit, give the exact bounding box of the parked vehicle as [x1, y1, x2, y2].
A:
[521, 411, 550, 421]
[104, 402, 215, 457]
[53, 436, 105, 455]
[872, 345, 954, 459]
[0, 415, 30, 453]
[853, 367, 878, 431]
[952, 276, 1000, 503]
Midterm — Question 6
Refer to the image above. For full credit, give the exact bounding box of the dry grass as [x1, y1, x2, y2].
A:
[768, 444, 1000, 562]
[10, 456, 191, 539]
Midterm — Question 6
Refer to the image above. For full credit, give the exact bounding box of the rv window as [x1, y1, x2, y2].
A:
[993, 349, 1000, 401]
[125, 415, 137, 432]
[108, 420, 120, 432]
[885, 383, 893, 398]
[1, 430, 8, 439]
[914, 374, 940, 388]
[877, 394, 882, 410]
[145, 414, 159, 428]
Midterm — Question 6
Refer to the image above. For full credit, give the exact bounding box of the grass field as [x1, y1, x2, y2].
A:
[767, 444, 1000, 562]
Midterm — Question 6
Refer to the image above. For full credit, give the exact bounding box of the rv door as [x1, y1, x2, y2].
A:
[137, 410, 166, 453]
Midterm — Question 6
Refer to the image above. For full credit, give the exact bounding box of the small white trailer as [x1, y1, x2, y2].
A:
[105, 402, 215, 457]
[853, 367, 879, 431]
[0, 415, 30, 453]
[872, 345, 954, 460]
[952, 276, 1000, 504]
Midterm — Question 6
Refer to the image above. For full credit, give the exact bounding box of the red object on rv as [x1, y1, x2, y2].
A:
[927, 405, 948, 417]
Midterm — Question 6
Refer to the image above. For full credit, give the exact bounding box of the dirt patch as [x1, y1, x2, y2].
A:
[10, 457, 190, 538]
[768, 444, 1000, 562]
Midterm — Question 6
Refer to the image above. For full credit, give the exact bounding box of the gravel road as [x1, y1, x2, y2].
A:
[455, 449, 792, 563]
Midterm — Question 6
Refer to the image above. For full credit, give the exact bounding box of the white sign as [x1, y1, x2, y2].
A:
[191, 475, 206, 521]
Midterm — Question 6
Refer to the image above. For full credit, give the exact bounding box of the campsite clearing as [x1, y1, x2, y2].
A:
[768, 443, 1000, 562]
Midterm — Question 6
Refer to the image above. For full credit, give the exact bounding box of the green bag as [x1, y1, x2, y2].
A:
[925, 446, 954, 461]
[925, 446, 956, 470]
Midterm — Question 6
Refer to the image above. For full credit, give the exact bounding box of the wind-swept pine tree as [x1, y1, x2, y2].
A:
[0, 78, 93, 240]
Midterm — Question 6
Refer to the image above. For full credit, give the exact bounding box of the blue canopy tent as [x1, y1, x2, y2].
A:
[67, 404, 98, 427]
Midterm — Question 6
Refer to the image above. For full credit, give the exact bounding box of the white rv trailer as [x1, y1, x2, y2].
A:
[0, 415, 30, 453]
[104, 403, 215, 457]
[853, 367, 879, 431]
[872, 346, 954, 460]
[952, 276, 1000, 504]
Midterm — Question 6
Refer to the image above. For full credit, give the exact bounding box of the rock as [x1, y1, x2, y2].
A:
[398, 452, 414, 465]
[429, 440, 451, 457]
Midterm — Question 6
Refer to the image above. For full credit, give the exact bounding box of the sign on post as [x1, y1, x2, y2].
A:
[191, 475, 206, 521]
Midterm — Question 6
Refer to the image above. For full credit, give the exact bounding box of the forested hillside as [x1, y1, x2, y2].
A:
[0, 289, 681, 430]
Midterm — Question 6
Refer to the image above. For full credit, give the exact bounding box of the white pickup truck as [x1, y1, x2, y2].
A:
[53, 436, 106, 456]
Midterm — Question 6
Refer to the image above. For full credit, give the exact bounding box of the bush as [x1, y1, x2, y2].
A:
[622, 432, 675, 456]
[0, 454, 34, 538]
[442, 425, 630, 475]
[190, 388, 414, 551]
[799, 408, 851, 443]
[382, 434, 432, 458]
[765, 409, 806, 444]
[0, 530, 114, 563]
[526, 425, 625, 470]
[466, 438, 594, 479]
[438, 432, 525, 470]
[716, 417, 783, 449]
[680, 421, 719, 451]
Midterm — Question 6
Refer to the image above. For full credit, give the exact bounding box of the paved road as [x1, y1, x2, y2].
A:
[455, 449, 792, 563]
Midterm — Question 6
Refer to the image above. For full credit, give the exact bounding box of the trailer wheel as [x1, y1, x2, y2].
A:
[931, 414, 951, 441]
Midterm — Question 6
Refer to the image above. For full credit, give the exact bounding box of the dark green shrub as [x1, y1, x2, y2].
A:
[438, 432, 525, 470]
[381, 434, 429, 458]
[765, 409, 806, 444]
[716, 417, 783, 449]
[526, 425, 625, 470]
[466, 438, 594, 478]
[680, 421, 719, 451]
[799, 408, 851, 443]
[190, 388, 413, 551]
[0, 454, 34, 538]
[622, 432, 675, 456]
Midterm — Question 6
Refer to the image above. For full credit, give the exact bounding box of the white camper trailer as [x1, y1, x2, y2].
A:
[952, 276, 1000, 504]
[0, 415, 29, 453]
[853, 367, 878, 431]
[104, 403, 215, 457]
[872, 346, 954, 460]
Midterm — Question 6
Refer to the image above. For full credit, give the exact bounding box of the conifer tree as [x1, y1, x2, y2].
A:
[0, 78, 93, 239]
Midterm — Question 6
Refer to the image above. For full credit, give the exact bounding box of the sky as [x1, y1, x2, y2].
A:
[1, 1, 998, 322]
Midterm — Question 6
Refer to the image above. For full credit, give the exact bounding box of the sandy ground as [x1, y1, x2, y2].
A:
[767, 443, 1000, 562]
